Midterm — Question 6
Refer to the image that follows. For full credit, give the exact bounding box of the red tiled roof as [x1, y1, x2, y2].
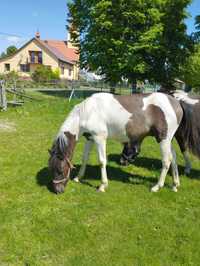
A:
[40, 40, 79, 64]
[0, 37, 79, 65]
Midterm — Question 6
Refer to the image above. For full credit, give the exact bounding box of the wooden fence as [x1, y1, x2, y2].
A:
[0, 80, 40, 111]
[0, 80, 7, 111]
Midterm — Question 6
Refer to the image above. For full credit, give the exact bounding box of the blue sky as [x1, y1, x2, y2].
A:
[185, 0, 200, 34]
[0, 0, 199, 54]
[0, 0, 69, 53]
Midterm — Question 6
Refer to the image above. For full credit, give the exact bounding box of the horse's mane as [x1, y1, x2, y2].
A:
[51, 132, 68, 158]
[57, 132, 68, 153]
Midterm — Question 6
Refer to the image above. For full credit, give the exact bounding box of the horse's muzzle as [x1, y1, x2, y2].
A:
[53, 179, 69, 194]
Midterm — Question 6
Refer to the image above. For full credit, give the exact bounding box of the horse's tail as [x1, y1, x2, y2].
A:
[178, 100, 200, 158]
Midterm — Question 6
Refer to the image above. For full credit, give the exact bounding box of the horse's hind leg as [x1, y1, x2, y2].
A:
[176, 131, 191, 175]
[74, 140, 93, 182]
[151, 139, 172, 192]
[183, 151, 191, 175]
[171, 146, 180, 192]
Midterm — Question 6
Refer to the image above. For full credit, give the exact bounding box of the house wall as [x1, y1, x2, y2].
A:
[0, 39, 79, 80]
[0, 40, 59, 77]
[59, 62, 78, 80]
[73, 63, 79, 80]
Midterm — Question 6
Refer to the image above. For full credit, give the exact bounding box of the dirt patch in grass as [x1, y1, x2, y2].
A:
[0, 120, 16, 132]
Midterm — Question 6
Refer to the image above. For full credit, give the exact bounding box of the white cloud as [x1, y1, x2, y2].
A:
[6, 36, 23, 43]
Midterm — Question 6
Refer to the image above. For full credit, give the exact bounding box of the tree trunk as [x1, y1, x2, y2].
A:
[110, 81, 116, 94]
[131, 79, 137, 94]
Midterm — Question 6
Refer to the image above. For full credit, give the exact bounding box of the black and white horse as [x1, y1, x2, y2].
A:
[120, 91, 200, 176]
[49, 92, 183, 194]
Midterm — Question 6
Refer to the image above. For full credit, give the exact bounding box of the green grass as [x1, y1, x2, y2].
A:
[0, 92, 200, 266]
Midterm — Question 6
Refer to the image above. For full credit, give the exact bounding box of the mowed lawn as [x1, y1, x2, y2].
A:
[0, 91, 200, 266]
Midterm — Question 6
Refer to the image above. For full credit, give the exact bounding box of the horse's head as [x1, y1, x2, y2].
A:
[48, 132, 76, 194]
[120, 141, 141, 165]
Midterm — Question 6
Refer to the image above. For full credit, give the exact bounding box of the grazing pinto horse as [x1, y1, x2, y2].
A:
[120, 91, 200, 176]
[49, 92, 183, 194]
[173, 91, 200, 174]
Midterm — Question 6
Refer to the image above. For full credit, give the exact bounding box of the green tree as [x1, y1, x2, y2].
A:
[6, 46, 17, 56]
[148, 0, 193, 88]
[68, 0, 192, 89]
[182, 44, 200, 91]
[0, 52, 6, 59]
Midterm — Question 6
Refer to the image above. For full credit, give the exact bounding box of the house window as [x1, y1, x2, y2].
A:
[61, 66, 65, 75]
[29, 51, 43, 64]
[38, 52, 42, 64]
[20, 64, 30, 72]
[30, 51, 35, 63]
[5, 64, 10, 71]
[69, 68, 72, 76]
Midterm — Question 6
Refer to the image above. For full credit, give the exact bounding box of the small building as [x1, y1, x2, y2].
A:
[0, 31, 79, 80]
[174, 79, 186, 91]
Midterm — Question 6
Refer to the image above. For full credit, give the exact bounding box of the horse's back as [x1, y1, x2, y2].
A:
[81, 92, 182, 141]
[80, 93, 132, 140]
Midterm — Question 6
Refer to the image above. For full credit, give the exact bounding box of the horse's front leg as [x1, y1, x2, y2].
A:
[151, 139, 172, 192]
[94, 135, 108, 192]
[74, 140, 93, 182]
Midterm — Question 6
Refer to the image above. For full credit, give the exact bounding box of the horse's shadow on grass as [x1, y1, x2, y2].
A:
[108, 154, 162, 169]
[36, 167, 55, 193]
[36, 154, 200, 193]
[36, 159, 159, 193]
[108, 154, 200, 180]
[72, 164, 157, 188]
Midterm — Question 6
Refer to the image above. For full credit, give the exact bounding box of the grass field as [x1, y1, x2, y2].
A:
[0, 91, 200, 266]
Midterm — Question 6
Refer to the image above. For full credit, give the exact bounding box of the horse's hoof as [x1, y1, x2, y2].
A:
[172, 186, 178, 192]
[73, 177, 79, 183]
[184, 169, 190, 176]
[151, 185, 160, 192]
[97, 185, 106, 192]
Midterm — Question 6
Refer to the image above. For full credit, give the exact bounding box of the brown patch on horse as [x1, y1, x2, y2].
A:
[114, 94, 149, 113]
[146, 105, 168, 142]
[125, 112, 148, 141]
[167, 95, 183, 124]
[64, 132, 76, 159]
[114, 94, 168, 143]
[126, 105, 168, 143]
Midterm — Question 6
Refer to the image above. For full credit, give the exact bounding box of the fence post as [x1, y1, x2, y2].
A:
[0, 80, 7, 111]
[13, 79, 17, 104]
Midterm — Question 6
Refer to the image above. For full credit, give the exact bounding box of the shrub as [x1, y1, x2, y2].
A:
[51, 68, 60, 80]
[31, 65, 60, 82]
[6, 70, 19, 81]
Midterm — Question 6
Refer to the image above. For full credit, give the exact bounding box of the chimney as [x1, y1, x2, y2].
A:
[35, 30, 40, 39]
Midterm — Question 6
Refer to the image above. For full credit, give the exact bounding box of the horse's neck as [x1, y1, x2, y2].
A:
[59, 108, 80, 139]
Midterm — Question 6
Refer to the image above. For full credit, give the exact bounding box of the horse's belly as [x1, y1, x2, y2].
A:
[107, 124, 129, 142]
[111, 134, 129, 142]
